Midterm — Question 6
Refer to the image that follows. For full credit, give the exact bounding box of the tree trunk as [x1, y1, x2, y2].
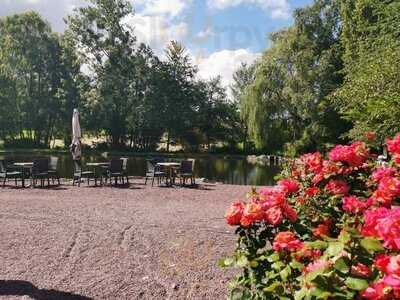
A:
[166, 131, 170, 152]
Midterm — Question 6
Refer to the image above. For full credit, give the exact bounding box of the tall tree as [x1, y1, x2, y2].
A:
[161, 41, 198, 152]
[66, 0, 141, 147]
[0, 12, 63, 147]
[241, 0, 349, 155]
[333, 0, 400, 142]
[231, 62, 258, 152]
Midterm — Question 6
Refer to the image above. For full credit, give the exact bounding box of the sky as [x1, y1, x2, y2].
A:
[0, 0, 313, 90]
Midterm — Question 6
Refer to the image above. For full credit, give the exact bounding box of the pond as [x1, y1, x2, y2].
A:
[0, 152, 281, 186]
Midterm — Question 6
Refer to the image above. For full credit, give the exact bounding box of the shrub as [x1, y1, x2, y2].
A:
[221, 133, 400, 300]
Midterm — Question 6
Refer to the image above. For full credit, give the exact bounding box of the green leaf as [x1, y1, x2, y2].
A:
[334, 257, 349, 274]
[249, 260, 259, 268]
[218, 257, 234, 268]
[263, 281, 281, 292]
[237, 255, 249, 267]
[290, 260, 304, 270]
[294, 287, 308, 300]
[345, 277, 369, 291]
[325, 242, 344, 257]
[338, 231, 351, 244]
[305, 240, 328, 250]
[271, 261, 285, 271]
[360, 237, 384, 253]
[305, 268, 326, 283]
[230, 288, 252, 300]
[279, 265, 292, 281]
[267, 252, 280, 262]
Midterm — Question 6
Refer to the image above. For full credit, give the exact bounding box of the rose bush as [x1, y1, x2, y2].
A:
[220, 134, 400, 300]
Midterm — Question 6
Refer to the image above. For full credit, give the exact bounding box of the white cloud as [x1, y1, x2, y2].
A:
[207, 0, 290, 19]
[196, 26, 215, 40]
[195, 49, 260, 95]
[122, 14, 189, 55]
[135, 0, 191, 19]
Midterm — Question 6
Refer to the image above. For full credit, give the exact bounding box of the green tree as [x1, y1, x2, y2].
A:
[160, 41, 198, 152]
[334, 0, 400, 142]
[231, 62, 258, 152]
[241, 0, 349, 155]
[0, 12, 63, 147]
[66, 0, 141, 147]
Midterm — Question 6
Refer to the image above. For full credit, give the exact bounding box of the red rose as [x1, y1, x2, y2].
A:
[272, 231, 303, 252]
[375, 254, 391, 274]
[326, 179, 350, 196]
[312, 173, 324, 185]
[264, 206, 283, 226]
[387, 134, 400, 155]
[372, 167, 397, 183]
[225, 201, 244, 226]
[351, 263, 372, 278]
[370, 189, 394, 207]
[394, 154, 400, 165]
[342, 195, 369, 214]
[240, 202, 264, 227]
[301, 152, 323, 174]
[282, 203, 298, 223]
[361, 207, 391, 237]
[312, 224, 330, 238]
[277, 179, 300, 195]
[379, 177, 400, 198]
[360, 280, 394, 300]
[305, 187, 319, 197]
[328, 142, 369, 167]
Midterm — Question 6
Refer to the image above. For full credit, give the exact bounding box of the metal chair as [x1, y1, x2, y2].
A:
[144, 160, 166, 187]
[176, 160, 195, 186]
[48, 156, 60, 185]
[72, 160, 98, 186]
[0, 160, 23, 188]
[32, 158, 50, 188]
[107, 159, 124, 186]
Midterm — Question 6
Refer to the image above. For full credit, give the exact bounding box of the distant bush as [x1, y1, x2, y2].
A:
[3, 139, 48, 149]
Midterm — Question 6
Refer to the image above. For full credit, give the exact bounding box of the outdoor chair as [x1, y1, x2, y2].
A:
[144, 160, 166, 187]
[72, 160, 99, 186]
[48, 156, 60, 185]
[121, 157, 129, 184]
[32, 158, 50, 188]
[107, 159, 124, 186]
[176, 160, 195, 186]
[0, 160, 23, 188]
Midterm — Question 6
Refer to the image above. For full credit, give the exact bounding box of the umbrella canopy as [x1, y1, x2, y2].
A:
[70, 109, 82, 160]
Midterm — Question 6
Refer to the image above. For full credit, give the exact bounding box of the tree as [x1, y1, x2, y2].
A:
[231, 63, 258, 152]
[66, 0, 141, 147]
[240, 0, 349, 155]
[333, 0, 400, 142]
[160, 41, 198, 152]
[0, 12, 63, 147]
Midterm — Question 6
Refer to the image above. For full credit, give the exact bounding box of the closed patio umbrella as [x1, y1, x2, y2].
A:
[70, 109, 82, 160]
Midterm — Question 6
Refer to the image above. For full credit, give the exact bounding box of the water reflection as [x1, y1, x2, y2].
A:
[1, 153, 280, 186]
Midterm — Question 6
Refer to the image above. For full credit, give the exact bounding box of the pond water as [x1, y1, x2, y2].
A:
[0, 152, 281, 186]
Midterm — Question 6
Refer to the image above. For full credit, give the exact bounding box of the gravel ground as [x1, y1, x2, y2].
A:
[0, 180, 250, 300]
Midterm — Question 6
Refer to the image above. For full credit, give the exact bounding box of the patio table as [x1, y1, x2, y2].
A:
[86, 162, 110, 185]
[157, 162, 180, 187]
[13, 162, 34, 188]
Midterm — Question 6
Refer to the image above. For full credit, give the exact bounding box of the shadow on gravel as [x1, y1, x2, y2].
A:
[0, 280, 92, 300]
[82, 184, 142, 189]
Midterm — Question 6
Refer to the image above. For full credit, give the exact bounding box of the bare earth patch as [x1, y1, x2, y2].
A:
[0, 180, 250, 300]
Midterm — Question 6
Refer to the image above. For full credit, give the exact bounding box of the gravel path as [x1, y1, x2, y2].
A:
[0, 180, 250, 300]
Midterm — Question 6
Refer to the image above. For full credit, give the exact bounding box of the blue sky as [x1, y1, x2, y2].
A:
[1, 0, 314, 89]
